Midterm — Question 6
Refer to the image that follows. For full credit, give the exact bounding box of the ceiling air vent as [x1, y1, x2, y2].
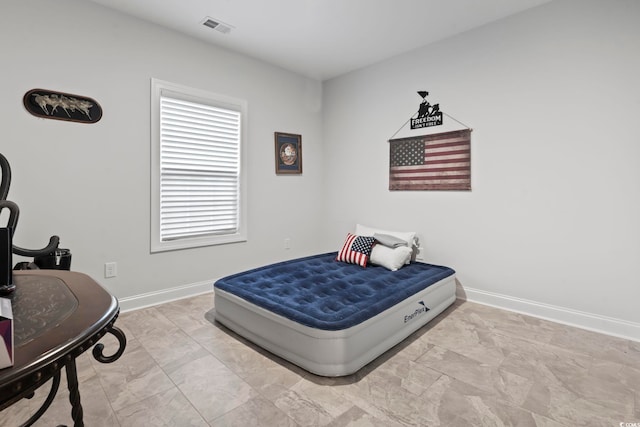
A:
[202, 17, 233, 34]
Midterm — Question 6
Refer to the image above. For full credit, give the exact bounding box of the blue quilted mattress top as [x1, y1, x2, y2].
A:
[214, 252, 455, 331]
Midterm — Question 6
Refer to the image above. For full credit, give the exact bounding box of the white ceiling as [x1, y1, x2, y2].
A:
[86, 0, 553, 81]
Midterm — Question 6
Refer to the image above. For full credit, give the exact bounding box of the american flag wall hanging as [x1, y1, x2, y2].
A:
[389, 129, 471, 191]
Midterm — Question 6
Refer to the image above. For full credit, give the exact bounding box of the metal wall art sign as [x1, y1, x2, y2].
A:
[23, 89, 102, 124]
[410, 91, 442, 129]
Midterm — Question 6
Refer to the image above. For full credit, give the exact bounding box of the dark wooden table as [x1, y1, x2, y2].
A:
[0, 270, 126, 426]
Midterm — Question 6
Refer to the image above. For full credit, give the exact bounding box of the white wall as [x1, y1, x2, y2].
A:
[0, 0, 325, 308]
[322, 0, 640, 340]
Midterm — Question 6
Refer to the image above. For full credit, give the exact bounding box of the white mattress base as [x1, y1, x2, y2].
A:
[214, 273, 456, 376]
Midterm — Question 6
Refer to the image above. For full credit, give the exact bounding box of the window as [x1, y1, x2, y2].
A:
[151, 79, 247, 252]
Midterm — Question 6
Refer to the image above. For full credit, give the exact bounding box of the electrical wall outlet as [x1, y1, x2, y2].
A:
[284, 238, 291, 249]
[104, 262, 117, 278]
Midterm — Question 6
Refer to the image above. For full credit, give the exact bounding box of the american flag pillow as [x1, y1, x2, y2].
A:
[336, 233, 376, 268]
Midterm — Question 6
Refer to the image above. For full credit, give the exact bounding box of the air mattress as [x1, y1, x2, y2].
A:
[214, 252, 456, 376]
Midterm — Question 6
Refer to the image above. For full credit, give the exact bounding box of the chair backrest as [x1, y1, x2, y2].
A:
[0, 154, 18, 233]
[0, 153, 60, 261]
[0, 153, 11, 202]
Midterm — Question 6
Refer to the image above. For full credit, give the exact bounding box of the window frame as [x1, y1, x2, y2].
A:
[150, 78, 247, 253]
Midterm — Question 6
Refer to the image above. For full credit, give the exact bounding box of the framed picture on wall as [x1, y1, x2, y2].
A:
[275, 132, 302, 174]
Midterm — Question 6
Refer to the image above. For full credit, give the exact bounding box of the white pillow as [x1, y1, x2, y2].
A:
[373, 233, 407, 248]
[355, 224, 415, 246]
[370, 245, 413, 271]
[355, 224, 417, 264]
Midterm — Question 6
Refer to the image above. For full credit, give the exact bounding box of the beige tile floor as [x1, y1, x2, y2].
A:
[1, 293, 639, 426]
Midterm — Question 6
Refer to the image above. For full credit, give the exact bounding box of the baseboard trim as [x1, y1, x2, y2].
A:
[119, 280, 214, 313]
[460, 286, 640, 343]
[118, 280, 640, 342]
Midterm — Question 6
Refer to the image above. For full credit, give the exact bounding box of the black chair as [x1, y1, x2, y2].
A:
[0, 153, 60, 267]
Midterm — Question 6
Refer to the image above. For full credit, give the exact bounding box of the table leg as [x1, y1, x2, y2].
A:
[65, 358, 84, 427]
[19, 372, 61, 427]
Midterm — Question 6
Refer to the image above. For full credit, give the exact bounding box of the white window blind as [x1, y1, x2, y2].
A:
[151, 79, 247, 252]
